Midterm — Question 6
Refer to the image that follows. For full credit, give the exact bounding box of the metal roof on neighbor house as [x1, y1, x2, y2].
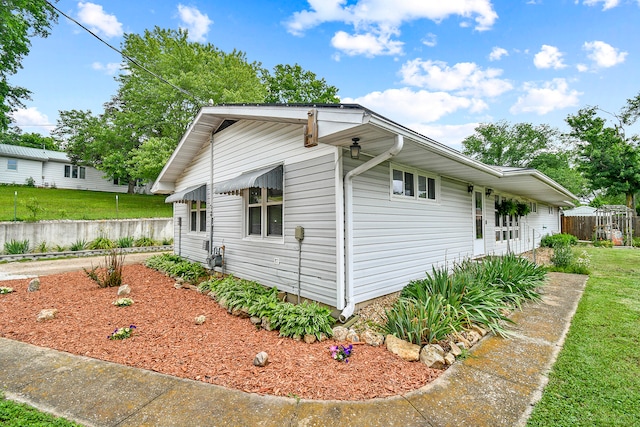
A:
[0, 143, 69, 162]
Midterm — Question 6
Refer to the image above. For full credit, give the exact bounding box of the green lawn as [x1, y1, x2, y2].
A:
[0, 393, 83, 427]
[0, 185, 172, 221]
[527, 247, 640, 426]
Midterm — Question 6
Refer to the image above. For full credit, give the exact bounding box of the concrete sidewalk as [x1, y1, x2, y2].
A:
[0, 269, 587, 427]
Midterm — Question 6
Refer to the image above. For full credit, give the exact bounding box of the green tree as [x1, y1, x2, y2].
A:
[0, 128, 59, 150]
[262, 63, 340, 104]
[0, 0, 57, 130]
[566, 105, 640, 210]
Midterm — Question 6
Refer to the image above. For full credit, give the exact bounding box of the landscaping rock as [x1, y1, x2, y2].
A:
[230, 307, 250, 318]
[431, 343, 445, 357]
[361, 330, 385, 347]
[27, 278, 40, 292]
[250, 316, 262, 325]
[117, 284, 131, 296]
[318, 332, 328, 342]
[303, 334, 317, 344]
[454, 333, 471, 349]
[466, 330, 481, 346]
[261, 317, 273, 331]
[448, 341, 462, 357]
[385, 335, 420, 361]
[253, 351, 268, 367]
[419, 344, 446, 369]
[37, 308, 57, 322]
[194, 315, 206, 325]
[174, 282, 184, 289]
[345, 329, 360, 343]
[456, 341, 468, 350]
[444, 352, 456, 366]
[332, 326, 349, 341]
[472, 324, 488, 337]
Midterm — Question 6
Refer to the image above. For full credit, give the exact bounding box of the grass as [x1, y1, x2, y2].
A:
[0, 392, 83, 426]
[528, 247, 640, 426]
[0, 185, 172, 221]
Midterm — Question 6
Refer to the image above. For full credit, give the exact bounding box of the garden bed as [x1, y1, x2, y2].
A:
[0, 265, 440, 400]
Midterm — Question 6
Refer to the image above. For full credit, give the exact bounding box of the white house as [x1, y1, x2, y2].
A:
[0, 143, 144, 193]
[152, 104, 576, 318]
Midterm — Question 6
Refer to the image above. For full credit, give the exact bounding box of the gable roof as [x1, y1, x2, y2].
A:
[0, 143, 69, 162]
[153, 104, 577, 207]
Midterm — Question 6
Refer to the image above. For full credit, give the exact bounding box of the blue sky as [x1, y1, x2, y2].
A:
[9, 0, 640, 150]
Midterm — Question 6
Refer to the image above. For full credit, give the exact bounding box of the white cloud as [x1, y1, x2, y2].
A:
[533, 45, 566, 69]
[10, 107, 52, 134]
[409, 122, 480, 151]
[583, 40, 627, 68]
[91, 61, 121, 75]
[422, 33, 437, 47]
[287, 0, 498, 34]
[331, 29, 403, 57]
[342, 87, 487, 123]
[581, 0, 620, 10]
[399, 59, 513, 98]
[177, 4, 213, 42]
[510, 78, 581, 115]
[576, 63, 589, 72]
[77, 2, 123, 38]
[489, 46, 508, 61]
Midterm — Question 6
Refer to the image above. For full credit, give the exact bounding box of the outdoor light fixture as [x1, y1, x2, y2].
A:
[485, 188, 493, 197]
[350, 138, 361, 159]
[467, 184, 474, 193]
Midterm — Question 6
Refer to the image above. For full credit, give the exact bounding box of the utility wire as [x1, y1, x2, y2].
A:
[45, 0, 204, 105]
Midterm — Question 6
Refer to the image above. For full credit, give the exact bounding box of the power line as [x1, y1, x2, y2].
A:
[44, 0, 204, 105]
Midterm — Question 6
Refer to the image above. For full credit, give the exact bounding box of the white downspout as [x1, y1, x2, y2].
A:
[339, 134, 404, 322]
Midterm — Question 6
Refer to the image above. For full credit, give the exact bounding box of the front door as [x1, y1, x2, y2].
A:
[473, 189, 485, 257]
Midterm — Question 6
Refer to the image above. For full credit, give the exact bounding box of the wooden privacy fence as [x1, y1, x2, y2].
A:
[562, 215, 640, 240]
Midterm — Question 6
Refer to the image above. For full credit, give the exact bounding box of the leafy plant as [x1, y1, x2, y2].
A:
[55, 244, 67, 252]
[88, 235, 114, 250]
[144, 253, 209, 284]
[69, 240, 87, 251]
[116, 236, 134, 248]
[162, 237, 174, 245]
[3, 239, 30, 254]
[34, 241, 48, 253]
[551, 243, 573, 268]
[24, 197, 43, 221]
[270, 300, 334, 340]
[516, 202, 531, 216]
[108, 325, 136, 340]
[24, 176, 35, 187]
[113, 297, 133, 307]
[541, 233, 578, 248]
[0, 287, 14, 294]
[85, 249, 126, 288]
[330, 344, 353, 362]
[134, 236, 156, 247]
[593, 239, 613, 248]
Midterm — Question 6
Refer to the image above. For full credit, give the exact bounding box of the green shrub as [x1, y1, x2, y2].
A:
[25, 177, 35, 187]
[541, 233, 578, 248]
[34, 241, 49, 253]
[134, 236, 157, 247]
[88, 235, 114, 250]
[593, 239, 613, 248]
[116, 236, 134, 248]
[270, 300, 334, 340]
[551, 243, 574, 268]
[632, 237, 640, 248]
[4, 239, 30, 254]
[144, 253, 209, 284]
[69, 240, 87, 251]
[162, 237, 174, 245]
[24, 197, 43, 221]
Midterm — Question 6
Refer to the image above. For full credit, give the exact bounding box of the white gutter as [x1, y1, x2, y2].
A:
[339, 134, 404, 322]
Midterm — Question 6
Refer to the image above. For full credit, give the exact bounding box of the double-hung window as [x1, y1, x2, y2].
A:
[7, 159, 17, 171]
[190, 201, 207, 233]
[247, 187, 283, 238]
[392, 166, 437, 201]
[64, 165, 86, 179]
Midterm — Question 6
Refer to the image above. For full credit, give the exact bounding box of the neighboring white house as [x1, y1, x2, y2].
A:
[561, 206, 597, 217]
[152, 104, 577, 316]
[0, 143, 144, 193]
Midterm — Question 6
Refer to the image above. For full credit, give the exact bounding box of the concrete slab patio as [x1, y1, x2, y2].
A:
[0, 256, 587, 427]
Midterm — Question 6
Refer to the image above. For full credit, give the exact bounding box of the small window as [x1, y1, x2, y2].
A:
[246, 187, 283, 238]
[530, 202, 537, 213]
[64, 165, 71, 178]
[79, 167, 86, 179]
[392, 166, 437, 201]
[190, 201, 207, 233]
[7, 159, 17, 171]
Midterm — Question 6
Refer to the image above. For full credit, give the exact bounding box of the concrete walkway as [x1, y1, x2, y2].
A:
[0, 257, 587, 427]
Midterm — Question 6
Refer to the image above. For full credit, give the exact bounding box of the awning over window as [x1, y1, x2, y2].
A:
[214, 165, 283, 194]
[165, 184, 207, 203]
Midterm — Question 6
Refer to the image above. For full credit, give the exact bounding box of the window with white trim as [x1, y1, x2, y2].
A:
[7, 159, 17, 171]
[391, 166, 437, 201]
[190, 201, 207, 233]
[494, 195, 520, 242]
[529, 202, 537, 213]
[246, 187, 283, 237]
[64, 165, 86, 179]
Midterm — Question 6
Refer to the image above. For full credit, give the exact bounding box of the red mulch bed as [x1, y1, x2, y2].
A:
[0, 265, 441, 400]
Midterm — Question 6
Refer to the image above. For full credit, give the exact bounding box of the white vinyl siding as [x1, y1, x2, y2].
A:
[345, 156, 472, 304]
[171, 120, 339, 306]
